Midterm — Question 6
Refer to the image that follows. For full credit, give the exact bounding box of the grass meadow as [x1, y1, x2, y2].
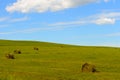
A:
[0, 40, 120, 80]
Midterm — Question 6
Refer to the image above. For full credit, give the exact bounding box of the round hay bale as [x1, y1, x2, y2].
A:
[14, 49, 21, 54]
[81, 63, 97, 73]
[34, 47, 39, 51]
[6, 54, 15, 59]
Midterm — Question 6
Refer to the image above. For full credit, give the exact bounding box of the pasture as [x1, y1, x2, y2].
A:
[0, 40, 120, 80]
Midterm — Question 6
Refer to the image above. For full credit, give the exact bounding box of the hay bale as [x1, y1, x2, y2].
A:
[6, 54, 15, 59]
[81, 63, 98, 72]
[14, 49, 21, 54]
[34, 47, 39, 51]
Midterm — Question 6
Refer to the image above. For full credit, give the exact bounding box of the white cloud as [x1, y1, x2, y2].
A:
[49, 20, 86, 26]
[94, 17, 115, 25]
[104, 0, 110, 2]
[6, 0, 98, 13]
[0, 26, 64, 35]
[99, 12, 120, 19]
[49, 12, 120, 26]
[0, 16, 28, 22]
[0, 17, 9, 22]
[92, 12, 120, 24]
[105, 32, 120, 37]
[10, 17, 28, 22]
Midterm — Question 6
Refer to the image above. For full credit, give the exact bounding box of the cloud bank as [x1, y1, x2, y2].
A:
[6, 0, 98, 13]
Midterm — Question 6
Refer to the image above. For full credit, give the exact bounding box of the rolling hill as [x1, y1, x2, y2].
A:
[0, 40, 120, 80]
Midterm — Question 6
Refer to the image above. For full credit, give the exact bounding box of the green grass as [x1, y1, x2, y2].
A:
[0, 40, 120, 80]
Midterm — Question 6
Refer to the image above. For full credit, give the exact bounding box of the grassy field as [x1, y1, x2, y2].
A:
[0, 40, 120, 80]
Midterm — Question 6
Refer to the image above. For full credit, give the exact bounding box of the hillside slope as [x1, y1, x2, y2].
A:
[0, 40, 120, 80]
[0, 40, 66, 46]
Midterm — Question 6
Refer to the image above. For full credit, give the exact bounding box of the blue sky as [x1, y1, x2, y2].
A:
[0, 0, 120, 47]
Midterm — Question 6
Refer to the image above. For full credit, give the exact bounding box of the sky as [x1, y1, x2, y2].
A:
[0, 0, 120, 47]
